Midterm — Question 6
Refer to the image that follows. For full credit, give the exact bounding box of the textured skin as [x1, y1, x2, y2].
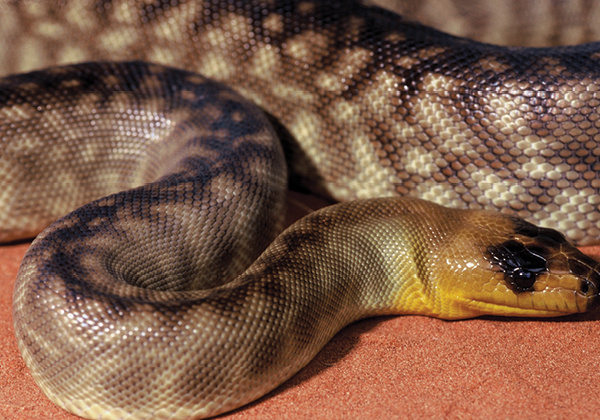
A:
[2, 1, 600, 244]
[5, 1, 600, 419]
[375, 0, 600, 47]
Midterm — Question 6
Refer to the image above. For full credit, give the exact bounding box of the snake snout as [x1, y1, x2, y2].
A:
[569, 255, 600, 307]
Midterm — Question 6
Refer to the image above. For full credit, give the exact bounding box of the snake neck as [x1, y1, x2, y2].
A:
[236, 198, 450, 327]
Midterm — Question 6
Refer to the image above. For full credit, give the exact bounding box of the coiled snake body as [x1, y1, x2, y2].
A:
[6, 1, 600, 419]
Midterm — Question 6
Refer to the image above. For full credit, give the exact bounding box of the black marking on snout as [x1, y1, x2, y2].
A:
[486, 240, 548, 292]
[512, 217, 600, 299]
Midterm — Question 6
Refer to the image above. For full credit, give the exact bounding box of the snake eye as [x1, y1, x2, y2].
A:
[486, 240, 548, 292]
[510, 266, 537, 290]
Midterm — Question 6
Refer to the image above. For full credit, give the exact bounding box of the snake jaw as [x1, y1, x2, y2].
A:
[448, 270, 599, 318]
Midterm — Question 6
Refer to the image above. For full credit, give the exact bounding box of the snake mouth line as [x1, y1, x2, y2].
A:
[466, 292, 597, 317]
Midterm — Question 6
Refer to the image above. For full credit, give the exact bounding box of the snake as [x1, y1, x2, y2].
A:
[6, 0, 600, 419]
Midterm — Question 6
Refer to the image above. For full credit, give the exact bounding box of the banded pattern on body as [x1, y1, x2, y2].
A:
[376, 0, 600, 46]
[1, 0, 600, 243]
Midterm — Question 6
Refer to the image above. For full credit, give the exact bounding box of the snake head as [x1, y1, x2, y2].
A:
[471, 217, 600, 318]
[430, 209, 600, 319]
[488, 218, 599, 291]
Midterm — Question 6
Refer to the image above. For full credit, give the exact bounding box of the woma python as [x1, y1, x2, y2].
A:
[4, 1, 600, 419]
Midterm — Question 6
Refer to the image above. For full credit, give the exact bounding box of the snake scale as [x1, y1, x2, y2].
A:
[5, 0, 600, 419]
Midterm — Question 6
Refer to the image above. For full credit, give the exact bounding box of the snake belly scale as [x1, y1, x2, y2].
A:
[5, 1, 600, 419]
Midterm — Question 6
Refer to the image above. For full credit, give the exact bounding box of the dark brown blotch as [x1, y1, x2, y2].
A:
[510, 217, 568, 246]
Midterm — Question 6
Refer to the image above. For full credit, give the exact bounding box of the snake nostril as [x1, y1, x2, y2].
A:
[568, 258, 600, 297]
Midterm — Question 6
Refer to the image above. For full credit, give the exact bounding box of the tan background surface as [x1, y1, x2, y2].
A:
[2, 193, 600, 419]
